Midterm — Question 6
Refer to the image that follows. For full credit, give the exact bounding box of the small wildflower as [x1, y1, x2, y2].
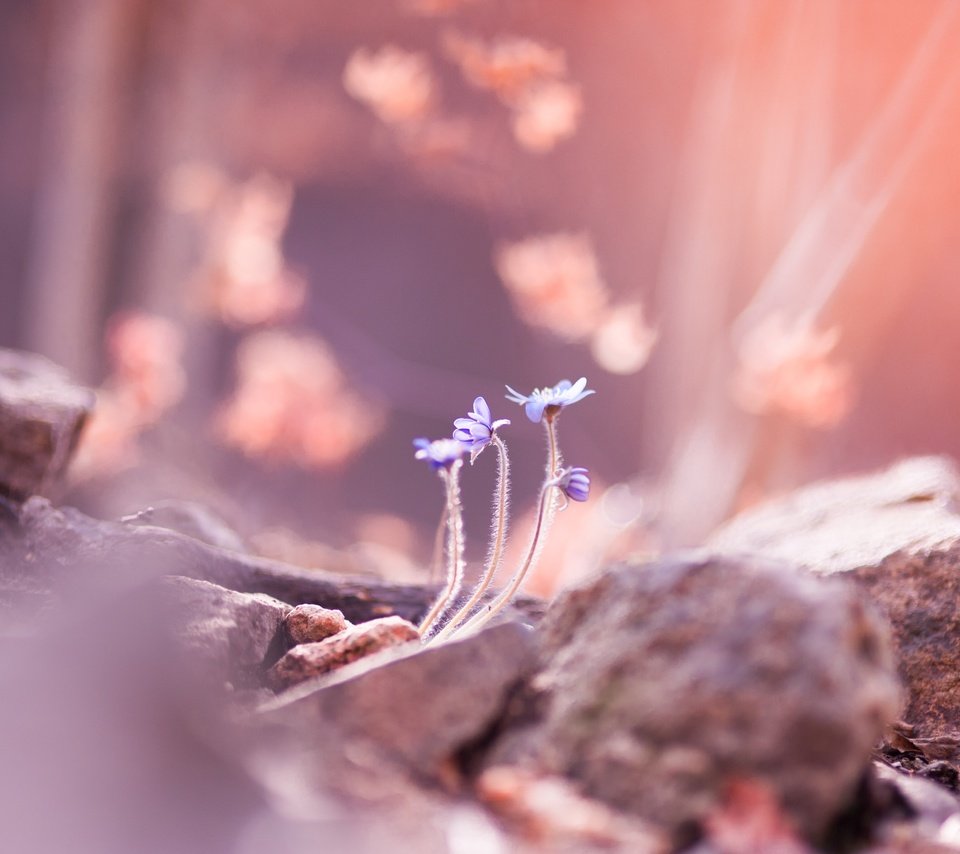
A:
[504, 377, 595, 423]
[555, 466, 590, 502]
[414, 437, 465, 470]
[453, 396, 511, 459]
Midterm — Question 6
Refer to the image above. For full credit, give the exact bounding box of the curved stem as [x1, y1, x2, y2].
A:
[453, 418, 561, 638]
[546, 414, 561, 479]
[418, 462, 465, 637]
[428, 503, 448, 585]
[430, 435, 510, 643]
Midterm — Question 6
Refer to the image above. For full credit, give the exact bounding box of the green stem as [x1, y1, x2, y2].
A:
[430, 435, 510, 643]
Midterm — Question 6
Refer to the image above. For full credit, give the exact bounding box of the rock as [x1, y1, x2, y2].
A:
[283, 603, 350, 646]
[0, 348, 94, 501]
[476, 766, 668, 852]
[488, 554, 901, 843]
[266, 616, 418, 691]
[160, 576, 291, 689]
[121, 500, 247, 553]
[710, 456, 960, 733]
[1, 496, 546, 626]
[874, 763, 960, 830]
[710, 456, 960, 574]
[260, 622, 537, 780]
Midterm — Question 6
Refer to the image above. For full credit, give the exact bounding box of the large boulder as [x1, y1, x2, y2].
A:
[487, 554, 901, 843]
[711, 456, 960, 733]
[0, 349, 94, 501]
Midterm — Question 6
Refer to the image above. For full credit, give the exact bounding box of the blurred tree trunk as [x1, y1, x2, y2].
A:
[24, 0, 142, 382]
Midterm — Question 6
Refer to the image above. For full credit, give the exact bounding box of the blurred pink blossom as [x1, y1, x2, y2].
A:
[733, 315, 854, 429]
[218, 331, 384, 468]
[165, 166, 306, 328]
[590, 303, 658, 375]
[343, 45, 436, 126]
[72, 313, 186, 479]
[443, 31, 581, 152]
[495, 232, 609, 341]
[206, 174, 305, 328]
[442, 31, 566, 101]
[511, 79, 583, 152]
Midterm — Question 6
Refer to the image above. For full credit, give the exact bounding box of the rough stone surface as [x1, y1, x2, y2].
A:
[711, 456, 960, 733]
[283, 603, 350, 646]
[161, 576, 291, 689]
[260, 622, 538, 779]
[488, 554, 901, 842]
[0, 497, 545, 626]
[0, 349, 94, 501]
[121, 500, 247, 553]
[266, 616, 419, 691]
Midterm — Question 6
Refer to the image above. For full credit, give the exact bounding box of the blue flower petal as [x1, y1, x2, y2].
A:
[473, 396, 491, 425]
[525, 399, 547, 423]
[505, 384, 529, 405]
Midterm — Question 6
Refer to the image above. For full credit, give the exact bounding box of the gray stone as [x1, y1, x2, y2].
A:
[488, 554, 901, 842]
[161, 576, 291, 689]
[260, 622, 538, 779]
[0, 349, 94, 501]
[874, 763, 960, 830]
[266, 616, 419, 691]
[2, 496, 545, 626]
[711, 456, 960, 733]
[121, 500, 247, 553]
[710, 456, 960, 574]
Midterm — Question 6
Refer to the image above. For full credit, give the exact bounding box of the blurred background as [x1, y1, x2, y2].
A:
[3, 0, 960, 595]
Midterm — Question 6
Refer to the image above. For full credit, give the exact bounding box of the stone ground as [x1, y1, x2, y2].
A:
[4, 346, 960, 853]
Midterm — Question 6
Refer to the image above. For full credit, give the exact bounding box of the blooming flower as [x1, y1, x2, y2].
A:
[453, 396, 510, 458]
[504, 377, 595, 423]
[555, 466, 590, 502]
[414, 437, 465, 470]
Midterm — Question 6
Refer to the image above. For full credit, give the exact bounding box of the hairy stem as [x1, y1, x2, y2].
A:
[453, 418, 560, 637]
[428, 503, 448, 585]
[430, 435, 510, 643]
[418, 461, 465, 637]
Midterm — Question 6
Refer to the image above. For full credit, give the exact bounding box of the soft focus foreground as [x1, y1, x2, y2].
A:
[4, 2, 960, 853]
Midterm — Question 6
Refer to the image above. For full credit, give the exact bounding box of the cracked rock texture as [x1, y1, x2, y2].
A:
[712, 456, 960, 733]
[488, 554, 901, 842]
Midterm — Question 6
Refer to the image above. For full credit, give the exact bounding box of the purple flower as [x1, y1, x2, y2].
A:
[556, 466, 591, 502]
[504, 377, 595, 423]
[453, 396, 510, 457]
[414, 437, 465, 471]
